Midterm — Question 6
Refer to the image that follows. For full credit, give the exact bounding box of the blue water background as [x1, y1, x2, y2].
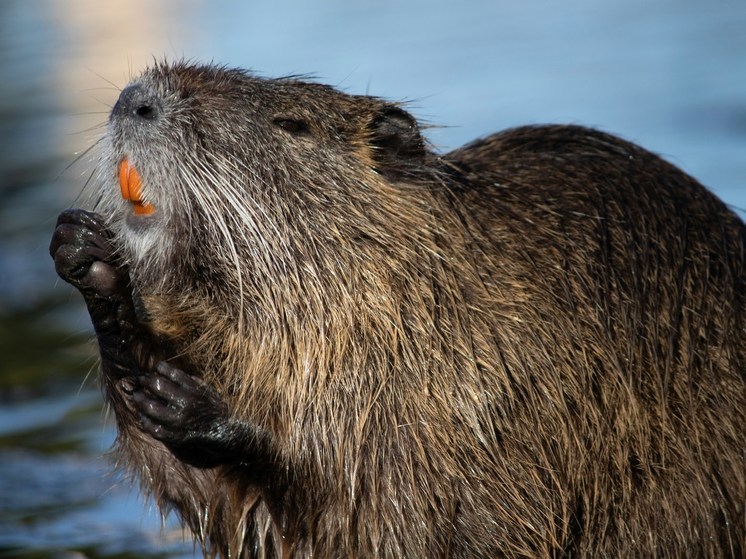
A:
[0, 1, 743, 557]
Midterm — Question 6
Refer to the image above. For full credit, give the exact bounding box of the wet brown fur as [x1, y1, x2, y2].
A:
[95, 61, 744, 557]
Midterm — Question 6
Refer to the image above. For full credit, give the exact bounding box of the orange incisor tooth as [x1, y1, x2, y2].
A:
[118, 159, 155, 215]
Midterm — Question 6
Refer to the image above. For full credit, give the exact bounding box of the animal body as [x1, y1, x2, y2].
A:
[51, 61, 745, 558]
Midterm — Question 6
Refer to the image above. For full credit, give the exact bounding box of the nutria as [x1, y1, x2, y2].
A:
[50, 61, 744, 558]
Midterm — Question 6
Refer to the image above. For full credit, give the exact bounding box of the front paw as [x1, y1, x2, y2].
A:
[131, 362, 236, 467]
[50, 209, 123, 297]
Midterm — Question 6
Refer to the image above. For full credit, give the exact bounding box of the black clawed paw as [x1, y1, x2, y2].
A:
[50, 209, 124, 297]
[130, 362, 229, 447]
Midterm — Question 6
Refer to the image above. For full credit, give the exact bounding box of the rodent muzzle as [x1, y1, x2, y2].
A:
[111, 84, 159, 217]
[112, 83, 162, 123]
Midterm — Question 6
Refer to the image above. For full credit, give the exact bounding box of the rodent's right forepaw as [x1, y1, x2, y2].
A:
[130, 361, 245, 468]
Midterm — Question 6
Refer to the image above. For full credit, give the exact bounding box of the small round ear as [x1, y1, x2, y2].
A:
[367, 106, 426, 177]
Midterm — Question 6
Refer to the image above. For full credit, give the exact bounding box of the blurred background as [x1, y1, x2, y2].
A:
[0, 0, 744, 557]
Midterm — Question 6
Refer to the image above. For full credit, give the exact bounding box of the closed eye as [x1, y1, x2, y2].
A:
[273, 117, 309, 134]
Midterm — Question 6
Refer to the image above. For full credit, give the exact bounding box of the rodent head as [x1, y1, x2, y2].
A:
[97, 61, 443, 324]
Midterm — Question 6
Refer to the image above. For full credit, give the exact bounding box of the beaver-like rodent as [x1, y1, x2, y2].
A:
[51, 61, 744, 558]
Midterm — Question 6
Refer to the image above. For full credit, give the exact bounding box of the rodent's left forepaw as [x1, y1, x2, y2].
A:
[50, 209, 123, 297]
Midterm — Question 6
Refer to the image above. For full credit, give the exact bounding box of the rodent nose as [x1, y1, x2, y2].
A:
[112, 83, 162, 122]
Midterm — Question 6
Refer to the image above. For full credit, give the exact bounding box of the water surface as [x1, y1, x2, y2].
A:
[1, 1, 744, 556]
